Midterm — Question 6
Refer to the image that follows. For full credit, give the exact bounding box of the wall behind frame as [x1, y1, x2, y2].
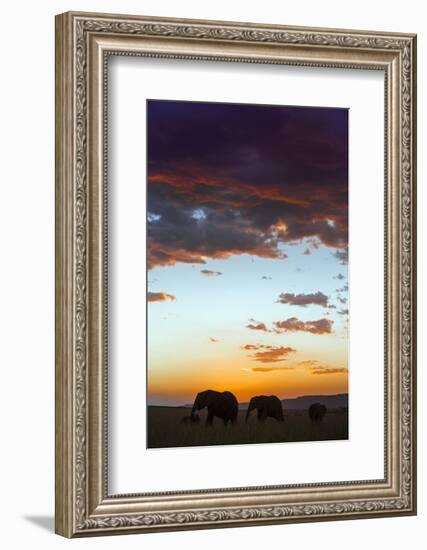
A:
[0, 0, 423, 548]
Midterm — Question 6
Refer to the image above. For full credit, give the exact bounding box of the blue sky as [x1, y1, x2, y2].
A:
[146, 100, 349, 405]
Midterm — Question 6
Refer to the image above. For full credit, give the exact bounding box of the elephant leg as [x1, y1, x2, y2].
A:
[258, 410, 266, 423]
[223, 418, 229, 427]
[206, 411, 214, 426]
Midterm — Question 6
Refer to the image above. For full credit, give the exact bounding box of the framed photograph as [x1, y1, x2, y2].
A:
[55, 11, 417, 537]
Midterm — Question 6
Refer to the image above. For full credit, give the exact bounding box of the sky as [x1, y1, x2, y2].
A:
[146, 99, 349, 406]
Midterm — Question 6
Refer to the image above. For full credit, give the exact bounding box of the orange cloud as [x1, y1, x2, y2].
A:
[276, 291, 331, 307]
[149, 170, 310, 209]
[246, 319, 270, 332]
[311, 367, 348, 375]
[148, 240, 284, 269]
[241, 344, 296, 363]
[251, 366, 295, 373]
[274, 317, 333, 335]
[147, 291, 176, 303]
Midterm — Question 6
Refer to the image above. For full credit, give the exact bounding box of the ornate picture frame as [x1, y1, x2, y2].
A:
[55, 11, 417, 537]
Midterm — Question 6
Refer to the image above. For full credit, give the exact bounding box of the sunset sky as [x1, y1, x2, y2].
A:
[147, 100, 349, 406]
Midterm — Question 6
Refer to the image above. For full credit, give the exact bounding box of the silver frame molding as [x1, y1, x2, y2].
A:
[55, 11, 417, 538]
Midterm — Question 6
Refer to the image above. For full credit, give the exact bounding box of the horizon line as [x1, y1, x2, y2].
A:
[148, 391, 349, 407]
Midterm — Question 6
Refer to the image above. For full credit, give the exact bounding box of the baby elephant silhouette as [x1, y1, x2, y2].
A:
[308, 403, 327, 423]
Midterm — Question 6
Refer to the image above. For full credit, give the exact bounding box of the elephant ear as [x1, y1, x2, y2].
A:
[193, 391, 206, 410]
[204, 390, 217, 406]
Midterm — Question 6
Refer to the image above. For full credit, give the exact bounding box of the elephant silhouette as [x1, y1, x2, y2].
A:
[191, 389, 238, 426]
[246, 395, 284, 423]
[308, 403, 327, 423]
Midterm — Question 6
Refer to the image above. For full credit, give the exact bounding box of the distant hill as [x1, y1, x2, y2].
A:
[280, 393, 348, 411]
[182, 393, 348, 410]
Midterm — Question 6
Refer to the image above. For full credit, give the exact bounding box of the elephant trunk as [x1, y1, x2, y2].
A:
[245, 403, 253, 422]
[191, 400, 198, 420]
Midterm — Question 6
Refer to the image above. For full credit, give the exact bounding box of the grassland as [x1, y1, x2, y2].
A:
[147, 406, 348, 449]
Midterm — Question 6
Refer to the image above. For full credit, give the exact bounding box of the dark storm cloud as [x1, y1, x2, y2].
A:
[147, 100, 348, 268]
[147, 190, 287, 267]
